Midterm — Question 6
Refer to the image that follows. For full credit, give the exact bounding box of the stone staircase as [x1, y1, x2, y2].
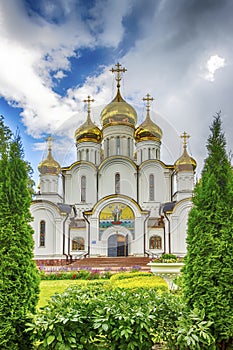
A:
[70, 256, 151, 271]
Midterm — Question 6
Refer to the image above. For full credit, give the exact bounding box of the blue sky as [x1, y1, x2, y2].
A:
[0, 0, 233, 187]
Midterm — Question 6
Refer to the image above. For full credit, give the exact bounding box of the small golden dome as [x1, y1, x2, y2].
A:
[38, 136, 61, 175]
[75, 114, 102, 144]
[135, 93, 162, 143]
[175, 132, 196, 172]
[100, 90, 137, 128]
[75, 96, 102, 144]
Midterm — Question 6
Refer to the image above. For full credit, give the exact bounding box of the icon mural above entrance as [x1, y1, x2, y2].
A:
[99, 202, 135, 239]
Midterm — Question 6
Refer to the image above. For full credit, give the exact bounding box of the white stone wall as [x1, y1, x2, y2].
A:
[31, 202, 65, 259]
[98, 158, 137, 199]
[138, 161, 172, 205]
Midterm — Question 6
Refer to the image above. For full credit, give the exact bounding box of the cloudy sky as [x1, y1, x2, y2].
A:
[0, 0, 232, 186]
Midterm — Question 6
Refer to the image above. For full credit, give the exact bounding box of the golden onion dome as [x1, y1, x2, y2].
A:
[38, 136, 61, 175]
[100, 90, 137, 128]
[135, 93, 162, 143]
[75, 114, 102, 144]
[75, 96, 102, 144]
[174, 132, 196, 172]
[101, 62, 137, 128]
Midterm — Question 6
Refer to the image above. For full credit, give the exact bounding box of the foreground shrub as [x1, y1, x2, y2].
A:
[29, 285, 181, 349]
[29, 283, 217, 349]
[175, 308, 215, 350]
[28, 285, 106, 349]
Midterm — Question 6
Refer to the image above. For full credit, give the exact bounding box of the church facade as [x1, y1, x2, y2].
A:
[31, 64, 196, 264]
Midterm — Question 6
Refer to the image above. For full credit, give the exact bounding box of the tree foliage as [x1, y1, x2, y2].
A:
[182, 113, 233, 349]
[0, 116, 40, 349]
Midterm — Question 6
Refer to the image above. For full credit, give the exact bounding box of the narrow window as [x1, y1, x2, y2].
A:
[149, 236, 162, 249]
[81, 175, 86, 202]
[107, 139, 110, 157]
[156, 149, 159, 159]
[95, 150, 97, 164]
[72, 237, 85, 250]
[148, 148, 151, 159]
[86, 149, 89, 161]
[128, 138, 131, 157]
[39, 220, 45, 247]
[116, 136, 120, 155]
[115, 173, 120, 194]
[149, 174, 154, 201]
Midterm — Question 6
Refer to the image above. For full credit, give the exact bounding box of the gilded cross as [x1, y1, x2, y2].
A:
[83, 95, 94, 116]
[180, 131, 190, 147]
[46, 135, 53, 151]
[110, 63, 127, 89]
[142, 93, 154, 112]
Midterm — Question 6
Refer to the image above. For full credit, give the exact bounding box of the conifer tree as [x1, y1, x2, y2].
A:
[182, 113, 233, 349]
[0, 117, 39, 349]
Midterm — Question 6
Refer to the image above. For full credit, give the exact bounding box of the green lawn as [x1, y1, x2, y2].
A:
[38, 279, 108, 309]
[38, 273, 167, 309]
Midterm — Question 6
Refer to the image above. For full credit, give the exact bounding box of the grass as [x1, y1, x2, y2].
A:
[38, 279, 108, 308]
[38, 273, 168, 309]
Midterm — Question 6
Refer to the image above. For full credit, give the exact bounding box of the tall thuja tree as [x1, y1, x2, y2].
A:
[0, 118, 39, 349]
[182, 113, 233, 349]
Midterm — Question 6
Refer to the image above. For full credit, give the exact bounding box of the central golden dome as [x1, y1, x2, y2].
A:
[100, 90, 137, 128]
[101, 62, 137, 128]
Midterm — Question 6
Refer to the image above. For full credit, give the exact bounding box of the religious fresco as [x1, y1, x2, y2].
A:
[99, 203, 134, 238]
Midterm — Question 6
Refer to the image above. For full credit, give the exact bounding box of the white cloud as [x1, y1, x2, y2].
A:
[202, 55, 226, 82]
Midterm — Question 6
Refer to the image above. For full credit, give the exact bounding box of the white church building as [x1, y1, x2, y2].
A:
[31, 63, 196, 265]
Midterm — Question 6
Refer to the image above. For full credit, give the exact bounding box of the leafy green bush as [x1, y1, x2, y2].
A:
[29, 285, 182, 349]
[175, 308, 215, 350]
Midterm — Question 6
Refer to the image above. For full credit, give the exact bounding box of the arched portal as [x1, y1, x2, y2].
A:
[108, 233, 128, 257]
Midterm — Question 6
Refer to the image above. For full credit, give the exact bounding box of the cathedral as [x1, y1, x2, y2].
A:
[31, 63, 196, 264]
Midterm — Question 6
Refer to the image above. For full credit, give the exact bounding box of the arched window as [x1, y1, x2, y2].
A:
[81, 175, 86, 202]
[150, 236, 162, 249]
[149, 174, 154, 201]
[86, 149, 89, 161]
[116, 136, 120, 155]
[72, 237, 85, 251]
[115, 173, 120, 194]
[39, 220, 45, 247]
[107, 138, 110, 157]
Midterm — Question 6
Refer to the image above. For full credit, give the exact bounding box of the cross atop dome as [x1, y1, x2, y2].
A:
[83, 95, 94, 118]
[46, 135, 54, 152]
[110, 63, 127, 90]
[142, 93, 154, 113]
[180, 131, 190, 148]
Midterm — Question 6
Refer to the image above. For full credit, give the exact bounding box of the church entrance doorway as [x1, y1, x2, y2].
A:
[108, 234, 128, 257]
